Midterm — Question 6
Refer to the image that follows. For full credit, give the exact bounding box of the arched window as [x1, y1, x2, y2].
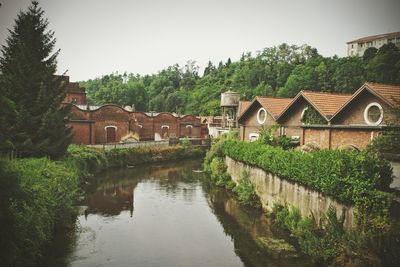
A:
[105, 126, 117, 143]
[161, 125, 169, 139]
[186, 125, 193, 136]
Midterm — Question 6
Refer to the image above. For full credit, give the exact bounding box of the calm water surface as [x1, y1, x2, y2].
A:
[44, 160, 314, 267]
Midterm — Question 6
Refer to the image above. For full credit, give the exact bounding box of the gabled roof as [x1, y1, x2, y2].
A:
[278, 91, 352, 121]
[331, 82, 400, 120]
[366, 83, 400, 106]
[302, 91, 352, 119]
[256, 97, 293, 119]
[239, 96, 293, 122]
[347, 31, 400, 44]
[238, 101, 251, 118]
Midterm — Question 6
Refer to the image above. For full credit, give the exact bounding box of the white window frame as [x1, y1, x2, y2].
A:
[257, 108, 267, 124]
[104, 125, 117, 130]
[249, 133, 259, 142]
[364, 102, 383, 126]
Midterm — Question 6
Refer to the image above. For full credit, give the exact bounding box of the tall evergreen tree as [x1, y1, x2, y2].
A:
[0, 1, 71, 159]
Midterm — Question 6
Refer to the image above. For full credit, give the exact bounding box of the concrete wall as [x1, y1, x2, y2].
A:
[390, 161, 400, 191]
[225, 156, 355, 228]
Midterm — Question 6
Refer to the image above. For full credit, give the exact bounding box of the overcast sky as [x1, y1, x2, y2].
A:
[1, 0, 399, 81]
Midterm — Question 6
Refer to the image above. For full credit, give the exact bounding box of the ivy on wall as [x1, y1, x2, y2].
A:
[300, 105, 327, 124]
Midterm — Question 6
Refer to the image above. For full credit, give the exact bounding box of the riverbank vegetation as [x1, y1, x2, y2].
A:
[203, 134, 400, 266]
[0, 144, 205, 266]
[0, 158, 79, 267]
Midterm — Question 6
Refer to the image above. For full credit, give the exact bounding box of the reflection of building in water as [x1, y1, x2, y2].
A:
[85, 183, 135, 217]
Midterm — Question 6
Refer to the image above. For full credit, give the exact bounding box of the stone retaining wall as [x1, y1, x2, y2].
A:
[225, 156, 355, 228]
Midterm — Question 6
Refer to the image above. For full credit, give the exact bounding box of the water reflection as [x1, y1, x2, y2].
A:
[43, 160, 314, 267]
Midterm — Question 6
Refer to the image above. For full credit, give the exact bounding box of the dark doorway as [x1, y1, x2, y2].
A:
[106, 127, 116, 143]
[161, 126, 169, 139]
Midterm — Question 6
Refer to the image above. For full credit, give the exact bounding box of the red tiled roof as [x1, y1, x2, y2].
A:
[347, 31, 400, 44]
[238, 101, 251, 117]
[66, 82, 85, 93]
[256, 97, 293, 119]
[301, 91, 352, 119]
[366, 82, 400, 106]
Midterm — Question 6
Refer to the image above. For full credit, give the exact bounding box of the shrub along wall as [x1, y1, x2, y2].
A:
[0, 144, 205, 267]
[216, 139, 399, 266]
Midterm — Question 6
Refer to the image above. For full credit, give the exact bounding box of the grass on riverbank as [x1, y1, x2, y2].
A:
[0, 144, 205, 267]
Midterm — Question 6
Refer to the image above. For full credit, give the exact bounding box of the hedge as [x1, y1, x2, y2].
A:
[222, 140, 393, 204]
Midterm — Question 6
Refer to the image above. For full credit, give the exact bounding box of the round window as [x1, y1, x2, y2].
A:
[364, 103, 383, 126]
[257, 108, 267, 124]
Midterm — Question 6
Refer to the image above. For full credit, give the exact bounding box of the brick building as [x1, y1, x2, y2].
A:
[62, 76, 205, 144]
[238, 97, 292, 141]
[238, 82, 400, 150]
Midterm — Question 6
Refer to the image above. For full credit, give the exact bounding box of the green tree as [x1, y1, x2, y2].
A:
[0, 1, 71, 159]
[365, 43, 400, 84]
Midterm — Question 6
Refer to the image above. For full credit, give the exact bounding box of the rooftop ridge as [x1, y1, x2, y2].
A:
[347, 31, 400, 44]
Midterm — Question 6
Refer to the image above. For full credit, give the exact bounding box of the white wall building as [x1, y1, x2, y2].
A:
[347, 31, 400, 57]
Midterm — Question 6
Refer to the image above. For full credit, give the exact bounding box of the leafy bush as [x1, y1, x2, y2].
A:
[0, 158, 79, 267]
[181, 138, 192, 149]
[208, 157, 235, 189]
[232, 170, 261, 208]
[222, 140, 393, 203]
[272, 203, 353, 263]
[257, 125, 296, 150]
[66, 144, 108, 177]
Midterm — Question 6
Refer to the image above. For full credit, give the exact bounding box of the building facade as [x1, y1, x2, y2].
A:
[347, 31, 400, 57]
[62, 76, 206, 144]
[239, 83, 400, 150]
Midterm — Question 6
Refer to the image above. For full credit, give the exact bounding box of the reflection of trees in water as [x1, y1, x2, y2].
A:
[85, 160, 202, 217]
[203, 184, 314, 267]
[85, 183, 135, 217]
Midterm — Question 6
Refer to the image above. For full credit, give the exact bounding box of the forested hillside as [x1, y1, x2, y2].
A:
[80, 43, 400, 115]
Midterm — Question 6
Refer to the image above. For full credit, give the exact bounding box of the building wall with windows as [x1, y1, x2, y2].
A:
[238, 82, 399, 150]
[347, 32, 400, 57]
[63, 76, 205, 144]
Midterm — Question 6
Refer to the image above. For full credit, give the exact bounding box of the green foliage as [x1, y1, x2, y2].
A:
[0, 1, 71, 159]
[271, 204, 345, 262]
[222, 140, 393, 203]
[367, 105, 400, 155]
[232, 170, 261, 208]
[0, 143, 205, 266]
[0, 158, 79, 267]
[80, 42, 400, 117]
[300, 105, 327, 125]
[181, 138, 192, 149]
[208, 157, 235, 189]
[257, 125, 296, 150]
[365, 43, 400, 84]
[271, 202, 400, 265]
[66, 145, 108, 177]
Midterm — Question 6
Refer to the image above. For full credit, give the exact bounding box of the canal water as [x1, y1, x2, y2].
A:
[44, 160, 314, 267]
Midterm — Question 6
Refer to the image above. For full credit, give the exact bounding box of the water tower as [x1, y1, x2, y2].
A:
[220, 90, 240, 128]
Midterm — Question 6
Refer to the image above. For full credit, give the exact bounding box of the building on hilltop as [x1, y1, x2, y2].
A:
[62, 76, 206, 144]
[347, 31, 400, 57]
